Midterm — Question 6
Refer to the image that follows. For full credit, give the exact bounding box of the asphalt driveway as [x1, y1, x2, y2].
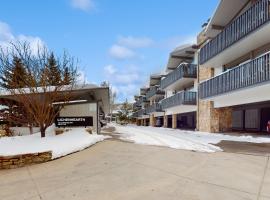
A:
[0, 139, 269, 200]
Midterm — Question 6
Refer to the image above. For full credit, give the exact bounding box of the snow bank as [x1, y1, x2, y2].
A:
[0, 127, 110, 159]
[113, 124, 270, 153]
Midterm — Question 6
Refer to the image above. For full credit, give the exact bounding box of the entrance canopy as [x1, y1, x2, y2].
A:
[0, 84, 110, 115]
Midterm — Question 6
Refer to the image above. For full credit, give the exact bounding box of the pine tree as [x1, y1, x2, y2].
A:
[46, 53, 61, 86]
[11, 57, 28, 88]
[62, 67, 72, 85]
[0, 57, 28, 89]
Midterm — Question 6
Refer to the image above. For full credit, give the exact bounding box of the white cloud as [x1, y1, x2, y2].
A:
[103, 64, 146, 102]
[77, 70, 89, 84]
[109, 45, 136, 60]
[0, 21, 46, 54]
[161, 35, 197, 49]
[117, 36, 154, 48]
[71, 0, 95, 11]
[109, 36, 154, 60]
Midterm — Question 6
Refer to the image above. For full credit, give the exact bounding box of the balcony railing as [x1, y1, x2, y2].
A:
[133, 96, 148, 108]
[160, 63, 197, 90]
[145, 103, 163, 114]
[200, 0, 270, 65]
[145, 86, 165, 99]
[133, 109, 146, 118]
[161, 91, 197, 109]
[199, 52, 270, 99]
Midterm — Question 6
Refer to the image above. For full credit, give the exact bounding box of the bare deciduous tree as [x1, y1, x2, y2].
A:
[0, 42, 78, 137]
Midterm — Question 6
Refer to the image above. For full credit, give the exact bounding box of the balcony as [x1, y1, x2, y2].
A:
[133, 109, 146, 118]
[161, 91, 197, 110]
[134, 96, 148, 107]
[145, 103, 163, 114]
[200, 0, 270, 65]
[145, 86, 165, 100]
[199, 52, 270, 102]
[160, 63, 197, 90]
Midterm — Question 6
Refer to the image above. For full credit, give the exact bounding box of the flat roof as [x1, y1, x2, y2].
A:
[0, 84, 110, 114]
[149, 73, 164, 86]
[166, 44, 196, 71]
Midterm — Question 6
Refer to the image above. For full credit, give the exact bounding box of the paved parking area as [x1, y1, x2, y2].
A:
[0, 140, 269, 200]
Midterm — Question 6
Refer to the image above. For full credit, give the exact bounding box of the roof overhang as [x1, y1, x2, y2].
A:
[140, 87, 149, 95]
[205, 0, 249, 38]
[149, 73, 164, 86]
[0, 84, 110, 114]
[166, 44, 196, 71]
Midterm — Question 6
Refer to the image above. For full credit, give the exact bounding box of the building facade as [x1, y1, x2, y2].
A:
[133, 45, 198, 130]
[198, 0, 270, 133]
[133, 0, 270, 134]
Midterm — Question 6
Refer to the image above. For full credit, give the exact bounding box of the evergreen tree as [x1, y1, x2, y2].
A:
[46, 53, 61, 86]
[62, 67, 72, 85]
[11, 57, 28, 88]
[117, 99, 132, 124]
[0, 57, 28, 89]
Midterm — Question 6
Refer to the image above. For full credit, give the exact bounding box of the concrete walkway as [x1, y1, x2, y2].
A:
[0, 140, 270, 200]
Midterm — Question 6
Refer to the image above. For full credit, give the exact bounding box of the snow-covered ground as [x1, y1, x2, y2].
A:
[0, 126, 110, 159]
[113, 124, 270, 153]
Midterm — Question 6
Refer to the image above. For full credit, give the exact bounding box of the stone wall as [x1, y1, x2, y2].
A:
[199, 67, 214, 82]
[0, 151, 52, 169]
[197, 66, 234, 133]
[198, 100, 232, 133]
[172, 114, 177, 129]
[163, 115, 168, 128]
[150, 114, 156, 127]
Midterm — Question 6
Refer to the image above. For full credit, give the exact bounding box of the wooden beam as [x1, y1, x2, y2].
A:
[150, 77, 161, 80]
[211, 24, 224, 30]
[171, 55, 193, 60]
[185, 51, 195, 55]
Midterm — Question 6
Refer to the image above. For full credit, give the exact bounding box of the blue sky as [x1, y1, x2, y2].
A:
[0, 0, 218, 102]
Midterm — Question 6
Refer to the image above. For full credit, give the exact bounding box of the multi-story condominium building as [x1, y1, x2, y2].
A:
[133, 87, 150, 126]
[198, 0, 270, 133]
[133, 44, 198, 130]
[133, 75, 165, 127]
[161, 44, 197, 129]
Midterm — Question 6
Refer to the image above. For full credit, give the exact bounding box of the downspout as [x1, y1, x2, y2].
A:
[197, 51, 200, 131]
[96, 101, 99, 134]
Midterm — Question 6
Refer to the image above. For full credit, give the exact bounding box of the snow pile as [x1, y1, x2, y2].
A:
[0, 127, 110, 159]
[113, 124, 270, 153]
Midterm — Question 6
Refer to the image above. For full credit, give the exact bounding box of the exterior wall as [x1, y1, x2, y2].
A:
[163, 115, 168, 128]
[150, 114, 156, 127]
[60, 103, 98, 132]
[198, 66, 232, 132]
[172, 114, 177, 129]
[11, 127, 40, 136]
[198, 100, 232, 132]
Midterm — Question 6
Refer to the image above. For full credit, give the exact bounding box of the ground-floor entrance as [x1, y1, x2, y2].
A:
[164, 112, 196, 130]
[176, 112, 196, 130]
[232, 101, 270, 132]
[167, 115, 172, 128]
[155, 116, 163, 127]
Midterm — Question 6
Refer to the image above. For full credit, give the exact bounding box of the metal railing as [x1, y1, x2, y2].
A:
[145, 86, 165, 99]
[200, 0, 270, 64]
[161, 91, 197, 109]
[145, 103, 163, 114]
[133, 96, 147, 107]
[160, 63, 197, 90]
[199, 52, 270, 99]
[133, 109, 146, 118]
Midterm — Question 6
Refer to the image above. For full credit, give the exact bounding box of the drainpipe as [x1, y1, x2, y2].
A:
[197, 52, 200, 131]
[96, 101, 100, 134]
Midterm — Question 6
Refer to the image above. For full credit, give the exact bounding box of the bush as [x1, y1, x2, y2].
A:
[55, 128, 65, 135]
[85, 128, 92, 134]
